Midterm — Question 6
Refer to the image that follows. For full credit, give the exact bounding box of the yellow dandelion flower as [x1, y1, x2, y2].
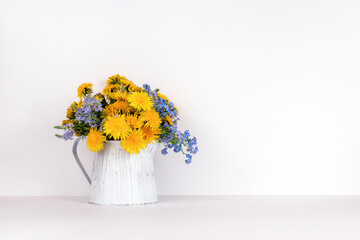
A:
[112, 100, 129, 111]
[122, 79, 141, 92]
[107, 91, 120, 100]
[108, 91, 129, 101]
[165, 115, 173, 126]
[62, 120, 70, 125]
[77, 83, 93, 98]
[132, 86, 143, 92]
[87, 128, 106, 153]
[102, 84, 118, 94]
[104, 107, 116, 117]
[66, 102, 77, 119]
[141, 109, 161, 130]
[104, 108, 116, 117]
[95, 93, 105, 102]
[126, 115, 143, 129]
[121, 130, 147, 154]
[62, 119, 75, 126]
[104, 100, 129, 116]
[128, 92, 153, 111]
[141, 126, 160, 144]
[107, 74, 127, 85]
[118, 92, 129, 100]
[106, 91, 120, 100]
[103, 115, 131, 140]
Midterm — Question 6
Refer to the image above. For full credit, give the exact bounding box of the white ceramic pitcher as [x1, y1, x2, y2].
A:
[73, 138, 159, 206]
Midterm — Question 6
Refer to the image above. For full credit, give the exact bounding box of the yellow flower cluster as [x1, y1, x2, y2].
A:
[77, 83, 93, 98]
[83, 75, 161, 154]
[87, 128, 106, 152]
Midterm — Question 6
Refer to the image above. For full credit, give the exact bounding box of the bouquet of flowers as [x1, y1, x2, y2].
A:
[54, 74, 198, 164]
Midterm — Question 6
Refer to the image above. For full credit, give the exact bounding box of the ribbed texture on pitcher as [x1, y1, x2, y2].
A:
[89, 141, 159, 206]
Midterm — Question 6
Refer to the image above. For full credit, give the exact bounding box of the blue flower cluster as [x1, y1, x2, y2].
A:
[161, 131, 198, 164]
[166, 130, 198, 163]
[143, 84, 178, 119]
[143, 84, 198, 164]
[75, 96, 103, 128]
[63, 124, 75, 140]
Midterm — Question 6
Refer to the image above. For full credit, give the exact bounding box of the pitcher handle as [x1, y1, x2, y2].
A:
[72, 137, 91, 185]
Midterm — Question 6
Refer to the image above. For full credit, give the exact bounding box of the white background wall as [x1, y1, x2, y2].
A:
[1, 0, 360, 196]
